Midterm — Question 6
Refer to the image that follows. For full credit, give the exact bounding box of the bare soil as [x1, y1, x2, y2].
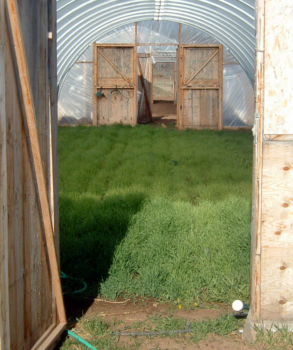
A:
[64, 297, 261, 350]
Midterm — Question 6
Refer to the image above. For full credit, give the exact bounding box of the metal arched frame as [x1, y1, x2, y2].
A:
[57, 0, 255, 88]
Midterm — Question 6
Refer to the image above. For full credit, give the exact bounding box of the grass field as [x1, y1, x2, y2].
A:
[59, 125, 253, 303]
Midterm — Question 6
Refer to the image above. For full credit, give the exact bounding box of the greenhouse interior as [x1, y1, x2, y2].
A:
[58, 20, 254, 129]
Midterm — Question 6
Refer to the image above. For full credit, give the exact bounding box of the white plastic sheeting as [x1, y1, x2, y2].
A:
[58, 21, 254, 127]
[57, 0, 255, 87]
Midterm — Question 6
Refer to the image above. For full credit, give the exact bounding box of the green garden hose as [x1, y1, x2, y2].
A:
[60, 271, 87, 294]
[67, 330, 98, 350]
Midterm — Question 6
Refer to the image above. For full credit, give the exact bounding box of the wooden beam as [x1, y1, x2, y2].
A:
[31, 323, 66, 350]
[138, 43, 179, 46]
[137, 53, 150, 58]
[48, 0, 60, 330]
[133, 22, 138, 125]
[95, 43, 135, 47]
[6, 0, 66, 324]
[92, 43, 98, 125]
[177, 24, 184, 130]
[181, 87, 220, 90]
[95, 85, 134, 89]
[218, 45, 223, 130]
[0, 0, 10, 347]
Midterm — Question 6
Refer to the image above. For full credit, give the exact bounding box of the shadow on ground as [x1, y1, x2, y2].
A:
[58, 192, 146, 329]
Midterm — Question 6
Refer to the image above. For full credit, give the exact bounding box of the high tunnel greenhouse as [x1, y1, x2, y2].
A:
[57, 0, 255, 128]
[1, 0, 293, 349]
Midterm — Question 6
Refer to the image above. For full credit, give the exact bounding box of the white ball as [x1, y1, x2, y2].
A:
[232, 300, 244, 312]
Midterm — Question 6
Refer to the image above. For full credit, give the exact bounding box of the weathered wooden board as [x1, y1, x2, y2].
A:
[182, 89, 219, 128]
[98, 47, 133, 85]
[97, 89, 135, 125]
[178, 45, 223, 130]
[183, 48, 219, 86]
[0, 0, 65, 348]
[93, 45, 137, 125]
[264, 0, 293, 135]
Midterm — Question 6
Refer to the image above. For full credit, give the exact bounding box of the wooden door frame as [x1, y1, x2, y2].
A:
[1, 0, 66, 348]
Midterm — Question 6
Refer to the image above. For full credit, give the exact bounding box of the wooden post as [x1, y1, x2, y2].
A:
[246, 0, 264, 333]
[133, 22, 138, 125]
[6, 0, 66, 324]
[92, 43, 98, 125]
[0, 0, 10, 347]
[177, 23, 183, 129]
[151, 50, 154, 105]
[243, 0, 293, 341]
[218, 45, 223, 130]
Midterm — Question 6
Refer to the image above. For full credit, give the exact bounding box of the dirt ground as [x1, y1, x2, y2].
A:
[151, 101, 177, 128]
[63, 297, 261, 350]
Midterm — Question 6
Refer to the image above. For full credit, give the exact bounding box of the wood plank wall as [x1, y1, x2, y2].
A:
[244, 0, 293, 341]
[0, 0, 61, 348]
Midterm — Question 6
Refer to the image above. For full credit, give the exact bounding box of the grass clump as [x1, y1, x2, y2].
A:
[148, 313, 243, 342]
[60, 313, 244, 349]
[255, 325, 293, 349]
[101, 196, 251, 303]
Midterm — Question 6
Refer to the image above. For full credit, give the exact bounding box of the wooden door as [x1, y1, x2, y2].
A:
[93, 44, 137, 126]
[177, 45, 223, 130]
[1, 1, 66, 349]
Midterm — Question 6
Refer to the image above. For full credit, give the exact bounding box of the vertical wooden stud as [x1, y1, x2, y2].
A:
[151, 51, 154, 105]
[173, 62, 176, 102]
[0, 0, 10, 347]
[92, 43, 98, 125]
[218, 45, 223, 130]
[148, 54, 153, 115]
[133, 22, 138, 125]
[177, 23, 183, 130]
[243, 2, 264, 341]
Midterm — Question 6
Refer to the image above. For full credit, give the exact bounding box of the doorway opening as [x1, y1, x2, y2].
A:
[152, 61, 177, 126]
[58, 21, 254, 131]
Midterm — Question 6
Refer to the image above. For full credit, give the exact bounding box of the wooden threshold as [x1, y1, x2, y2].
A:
[31, 323, 66, 350]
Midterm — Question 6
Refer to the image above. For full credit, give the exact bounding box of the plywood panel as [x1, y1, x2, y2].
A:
[261, 248, 293, 320]
[264, 0, 293, 135]
[261, 142, 293, 320]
